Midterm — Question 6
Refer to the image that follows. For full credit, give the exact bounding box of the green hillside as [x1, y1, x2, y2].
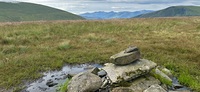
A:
[135, 6, 200, 18]
[0, 2, 84, 22]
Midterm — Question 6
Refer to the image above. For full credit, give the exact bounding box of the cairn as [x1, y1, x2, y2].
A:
[67, 46, 191, 92]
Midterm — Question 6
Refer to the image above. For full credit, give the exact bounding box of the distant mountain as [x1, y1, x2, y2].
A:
[80, 10, 154, 19]
[135, 6, 200, 18]
[0, 2, 84, 22]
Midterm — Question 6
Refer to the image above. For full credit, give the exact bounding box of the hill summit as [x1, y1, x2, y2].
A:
[0, 1, 84, 22]
[135, 6, 200, 18]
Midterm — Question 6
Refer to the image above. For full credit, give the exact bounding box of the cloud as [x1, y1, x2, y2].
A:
[0, 0, 199, 14]
[82, 0, 186, 4]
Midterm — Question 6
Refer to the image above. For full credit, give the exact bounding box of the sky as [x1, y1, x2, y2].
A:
[1, 0, 200, 14]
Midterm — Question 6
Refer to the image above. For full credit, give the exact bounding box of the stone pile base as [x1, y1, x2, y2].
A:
[67, 46, 191, 92]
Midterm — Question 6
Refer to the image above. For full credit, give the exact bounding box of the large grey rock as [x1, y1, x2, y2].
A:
[67, 72, 103, 92]
[143, 84, 167, 92]
[110, 46, 140, 65]
[103, 59, 157, 83]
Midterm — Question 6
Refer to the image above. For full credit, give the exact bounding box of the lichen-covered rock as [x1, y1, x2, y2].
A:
[154, 68, 172, 84]
[103, 59, 157, 83]
[144, 84, 167, 92]
[160, 67, 173, 78]
[67, 72, 103, 92]
[110, 46, 140, 65]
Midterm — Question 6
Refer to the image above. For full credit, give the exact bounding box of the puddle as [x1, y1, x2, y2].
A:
[169, 77, 191, 91]
[25, 64, 103, 92]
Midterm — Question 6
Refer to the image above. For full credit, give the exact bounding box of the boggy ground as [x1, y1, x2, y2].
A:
[0, 17, 200, 91]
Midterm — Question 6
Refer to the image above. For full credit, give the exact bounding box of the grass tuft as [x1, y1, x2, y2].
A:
[57, 40, 73, 51]
[59, 78, 71, 92]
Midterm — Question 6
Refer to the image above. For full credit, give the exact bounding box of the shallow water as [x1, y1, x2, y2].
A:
[25, 64, 103, 92]
[169, 77, 191, 91]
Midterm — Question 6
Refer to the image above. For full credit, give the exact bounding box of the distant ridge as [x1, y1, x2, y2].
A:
[80, 10, 153, 19]
[135, 6, 200, 18]
[0, 2, 84, 22]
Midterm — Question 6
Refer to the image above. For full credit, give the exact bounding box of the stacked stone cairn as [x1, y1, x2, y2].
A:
[67, 46, 191, 92]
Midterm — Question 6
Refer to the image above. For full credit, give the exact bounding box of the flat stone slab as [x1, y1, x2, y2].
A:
[103, 59, 157, 83]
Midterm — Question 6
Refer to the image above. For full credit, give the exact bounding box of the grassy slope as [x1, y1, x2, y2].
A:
[0, 2, 84, 22]
[135, 6, 200, 18]
[0, 18, 200, 91]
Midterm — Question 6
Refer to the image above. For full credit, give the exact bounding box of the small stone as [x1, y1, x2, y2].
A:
[90, 67, 100, 75]
[55, 78, 62, 80]
[62, 74, 73, 79]
[48, 83, 58, 87]
[46, 79, 58, 87]
[101, 76, 106, 82]
[101, 78, 109, 88]
[173, 83, 184, 89]
[67, 74, 73, 78]
[46, 79, 53, 84]
[98, 69, 107, 77]
[110, 46, 140, 65]
[124, 46, 138, 53]
[51, 75, 55, 77]
[144, 84, 167, 92]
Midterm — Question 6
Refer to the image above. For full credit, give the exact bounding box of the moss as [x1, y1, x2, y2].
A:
[125, 69, 148, 78]
[115, 76, 132, 87]
[150, 69, 172, 86]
